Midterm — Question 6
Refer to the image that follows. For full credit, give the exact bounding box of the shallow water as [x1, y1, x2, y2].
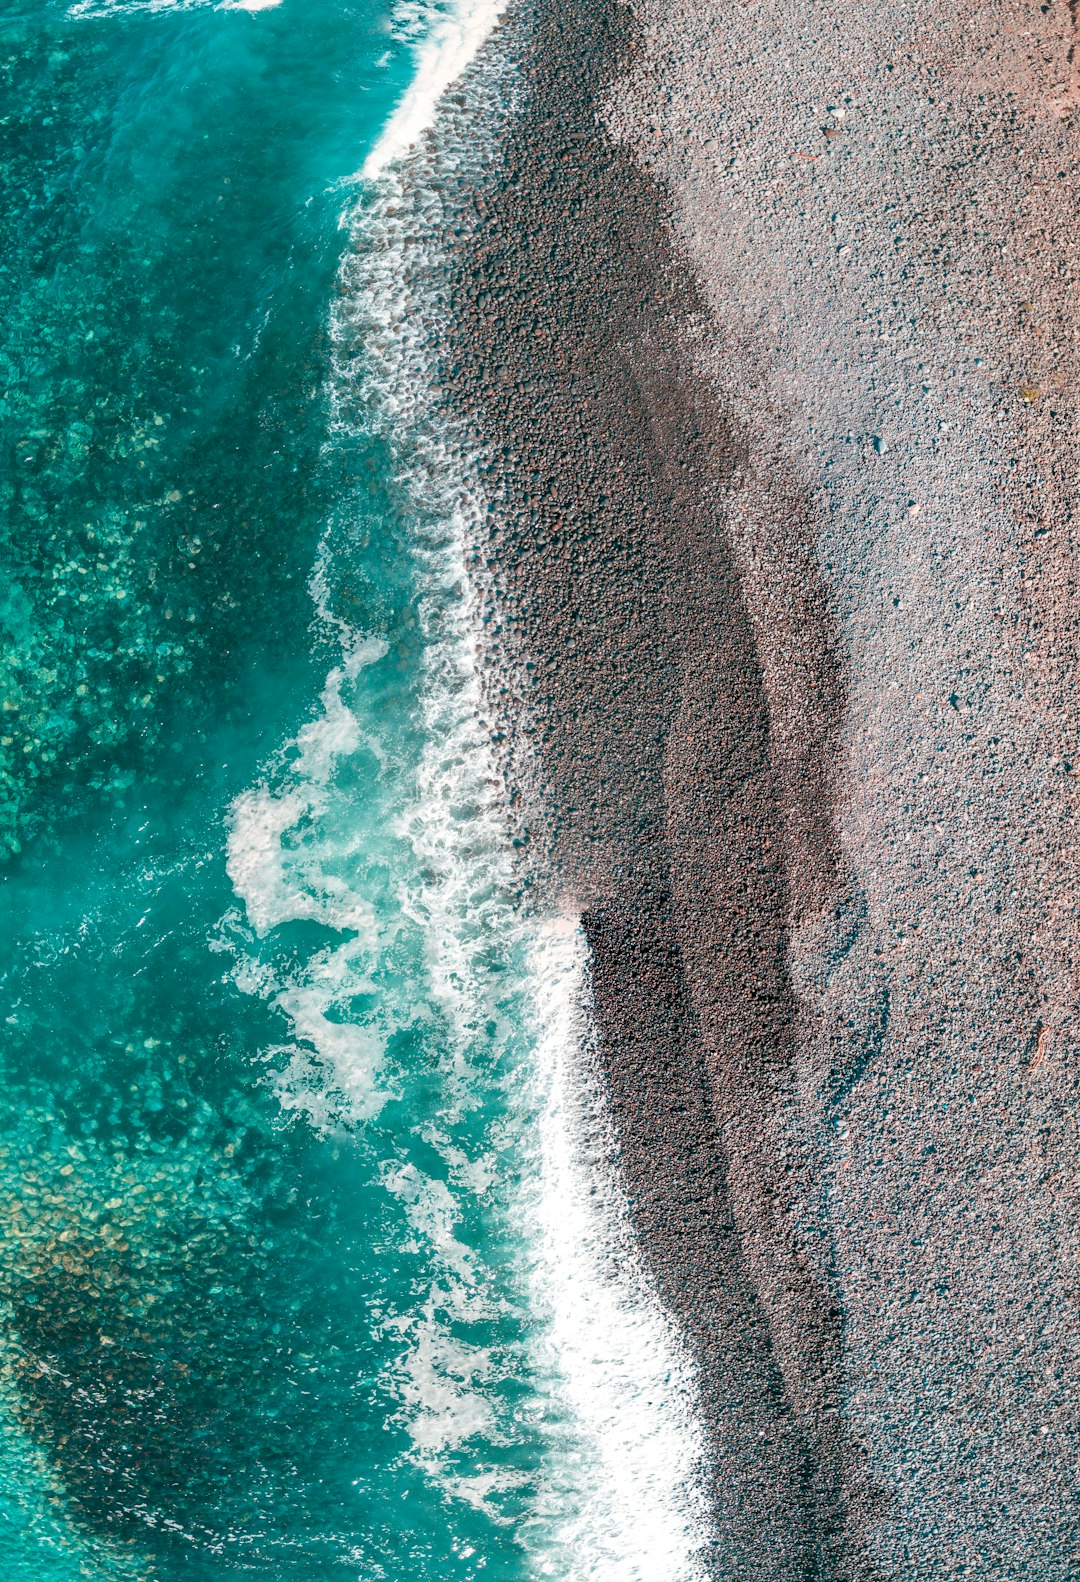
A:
[0, 1, 707, 1576]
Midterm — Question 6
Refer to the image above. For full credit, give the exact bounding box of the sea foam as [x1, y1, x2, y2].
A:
[68, 0, 281, 19]
[362, 0, 509, 178]
[520, 920, 709, 1582]
[222, 2, 711, 1569]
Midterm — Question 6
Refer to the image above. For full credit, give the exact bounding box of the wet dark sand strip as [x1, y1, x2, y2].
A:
[445, 0, 884, 1574]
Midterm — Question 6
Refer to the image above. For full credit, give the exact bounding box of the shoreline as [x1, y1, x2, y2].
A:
[444, 0, 1080, 1573]
[443, 0, 875, 1574]
[442, 0, 1080, 1569]
[337, 36, 715, 1574]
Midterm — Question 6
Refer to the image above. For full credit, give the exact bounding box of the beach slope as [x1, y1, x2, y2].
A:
[447, 0, 1080, 1573]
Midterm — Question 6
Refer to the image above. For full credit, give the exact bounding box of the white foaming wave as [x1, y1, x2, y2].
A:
[67, 0, 203, 16]
[225, 635, 387, 942]
[331, 152, 710, 1566]
[220, 142, 530, 1490]
[222, 40, 711, 1562]
[399, 528, 514, 1077]
[371, 518, 530, 1483]
[522, 919, 710, 1582]
[314, 158, 525, 1500]
[69, 0, 280, 18]
[222, 633, 395, 1119]
[329, 148, 521, 1089]
[361, 0, 508, 179]
[383, 1159, 475, 1279]
[393, 1298, 496, 1454]
[381, 1154, 518, 1514]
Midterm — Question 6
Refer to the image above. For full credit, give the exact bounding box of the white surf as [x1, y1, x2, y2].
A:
[362, 0, 509, 178]
[222, 0, 713, 1569]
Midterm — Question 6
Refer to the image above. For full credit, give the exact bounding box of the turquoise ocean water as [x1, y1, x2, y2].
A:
[0, 1, 706, 1578]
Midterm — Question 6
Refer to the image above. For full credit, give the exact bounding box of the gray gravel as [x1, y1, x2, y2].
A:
[432, 0, 1080, 1573]
[609, 1, 1080, 1575]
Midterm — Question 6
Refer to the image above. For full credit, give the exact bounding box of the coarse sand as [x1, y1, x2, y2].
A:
[431, 0, 1080, 1572]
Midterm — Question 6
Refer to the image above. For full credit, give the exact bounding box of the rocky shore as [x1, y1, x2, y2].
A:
[443, 0, 1080, 1574]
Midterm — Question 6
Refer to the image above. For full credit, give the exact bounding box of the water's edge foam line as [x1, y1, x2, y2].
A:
[223, 0, 714, 1571]
[362, 0, 509, 179]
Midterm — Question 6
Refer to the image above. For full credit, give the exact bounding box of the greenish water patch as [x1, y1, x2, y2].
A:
[0, 0, 408, 859]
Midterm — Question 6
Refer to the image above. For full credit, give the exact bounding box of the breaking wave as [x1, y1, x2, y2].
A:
[221, 10, 711, 1574]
